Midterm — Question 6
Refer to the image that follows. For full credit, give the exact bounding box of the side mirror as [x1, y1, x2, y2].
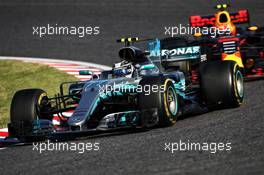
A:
[248, 26, 258, 31]
[193, 32, 202, 37]
[79, 70, 93, 75]
[79, 70, 99, 80]
[139, 64, 155, 70]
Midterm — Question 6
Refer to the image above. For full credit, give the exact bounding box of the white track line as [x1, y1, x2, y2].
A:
[0, 56, 111, 70]
[0, 128, 8, 132]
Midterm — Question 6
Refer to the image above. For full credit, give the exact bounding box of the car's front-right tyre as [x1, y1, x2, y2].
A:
[139, 76, 179, 127]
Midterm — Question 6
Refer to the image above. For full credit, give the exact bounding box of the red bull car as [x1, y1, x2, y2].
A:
[189, 4, 264, 80]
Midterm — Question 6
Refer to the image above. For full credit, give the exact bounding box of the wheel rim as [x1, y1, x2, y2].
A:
[166, 86, 177, 116]
[36, 93, 48, 119]
[236, 71, 244, 98]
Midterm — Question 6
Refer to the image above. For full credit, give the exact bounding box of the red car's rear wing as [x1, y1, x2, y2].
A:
[189, 10, 250, 27]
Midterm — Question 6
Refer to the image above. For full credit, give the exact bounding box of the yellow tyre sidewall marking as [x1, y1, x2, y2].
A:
[38, 93, 47, 105]
[232, 64, 242, 104]
[163, 79, 177, 123]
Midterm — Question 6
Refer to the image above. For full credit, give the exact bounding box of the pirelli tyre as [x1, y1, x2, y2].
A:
[9, 89, 49, 138]
[199, 61, 244, 108]
[139, 76, 179, 127]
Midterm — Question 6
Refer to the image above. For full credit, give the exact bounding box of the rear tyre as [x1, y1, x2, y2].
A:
[138, 76, 178, 127]
[199, 61, 244, 107]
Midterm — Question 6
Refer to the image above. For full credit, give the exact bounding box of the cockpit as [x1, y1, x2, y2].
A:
[111, 46, 159, 78]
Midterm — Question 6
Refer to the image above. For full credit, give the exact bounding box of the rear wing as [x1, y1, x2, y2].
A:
[189, 10, 250, 27]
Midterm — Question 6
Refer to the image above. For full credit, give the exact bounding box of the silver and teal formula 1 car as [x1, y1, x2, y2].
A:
[8, 38, 244, 141]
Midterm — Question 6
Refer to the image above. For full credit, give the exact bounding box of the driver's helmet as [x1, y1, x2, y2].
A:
[113, 60, 134, 78]
[214, 10, 236, 36]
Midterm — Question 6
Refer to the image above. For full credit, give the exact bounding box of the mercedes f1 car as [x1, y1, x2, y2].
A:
[8, 37, 244, 141]
[189, 4, 264, 79]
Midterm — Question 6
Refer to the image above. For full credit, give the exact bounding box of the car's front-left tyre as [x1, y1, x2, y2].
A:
[9, 89, 50, 139]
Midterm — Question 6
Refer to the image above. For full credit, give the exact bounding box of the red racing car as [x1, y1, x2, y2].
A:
[189, 4, 264, 80]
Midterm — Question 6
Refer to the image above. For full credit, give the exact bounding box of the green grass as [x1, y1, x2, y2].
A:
[0, 60, 78, 128]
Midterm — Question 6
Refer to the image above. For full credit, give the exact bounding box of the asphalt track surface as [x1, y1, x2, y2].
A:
[0, 0, 264, 174]
[0, 0, 264, 66]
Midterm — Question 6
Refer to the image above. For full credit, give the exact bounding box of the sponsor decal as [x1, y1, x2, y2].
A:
[190, 10, 249, 27]
[161, 46, 200, 60]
